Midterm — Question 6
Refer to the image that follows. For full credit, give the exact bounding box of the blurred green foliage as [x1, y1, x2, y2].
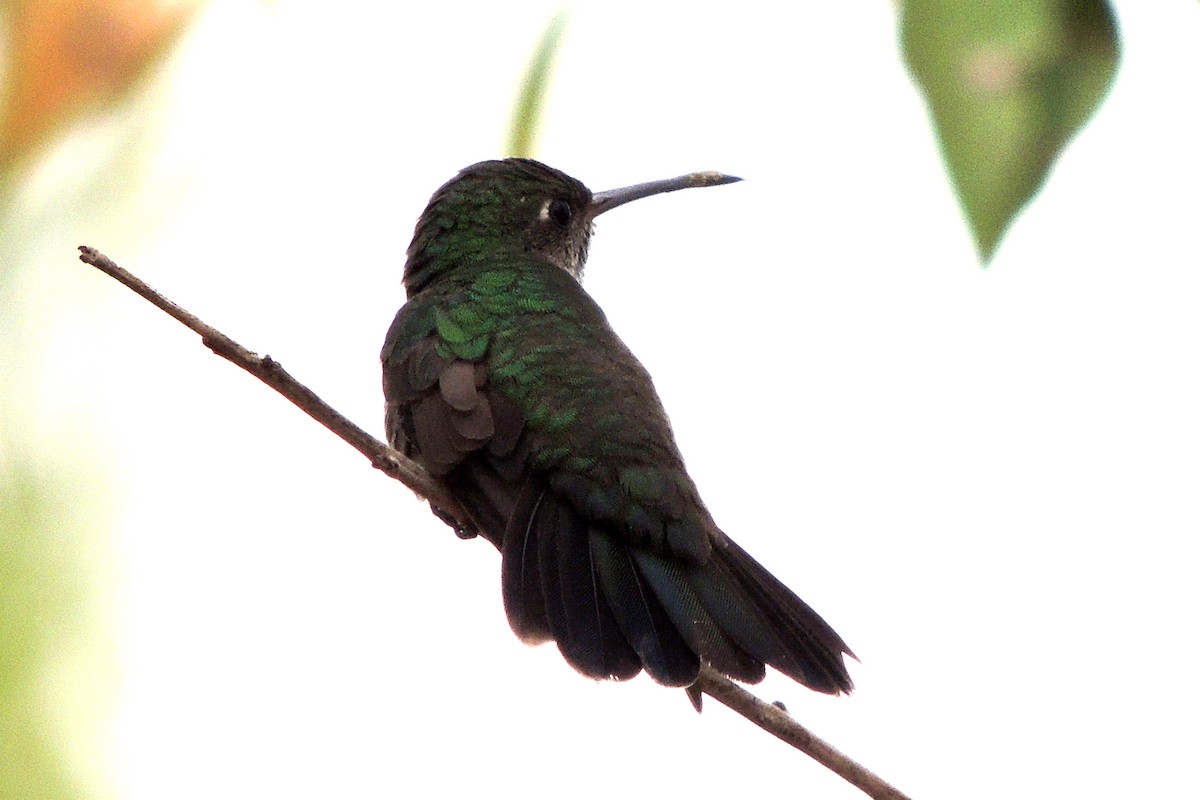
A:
[902, 0, 1120, 262]
[506, 10, 568, 159]
[1, 2, 201, 798]
[0, 465, 89, 800]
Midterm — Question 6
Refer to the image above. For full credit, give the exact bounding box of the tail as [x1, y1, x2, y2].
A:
[690, 535, 855, 693]
[501, 487, 854, 694]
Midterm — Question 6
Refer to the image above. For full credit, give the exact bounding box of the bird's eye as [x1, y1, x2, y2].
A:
[547, 198, 573, 226]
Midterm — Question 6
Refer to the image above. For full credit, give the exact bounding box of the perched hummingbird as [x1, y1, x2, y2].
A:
[382, 159, 853, 696]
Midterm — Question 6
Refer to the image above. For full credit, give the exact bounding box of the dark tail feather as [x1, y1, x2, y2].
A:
[500, 483, 551, 643]
[503, 486, 641, 679]
[632, 551, 766, 684]
[535, 505, 570, 644]
[551, 502, 642, 680]
[708, 538, 854, 694]
[501, 482, 852, 693]
[589, 532, 699, 686]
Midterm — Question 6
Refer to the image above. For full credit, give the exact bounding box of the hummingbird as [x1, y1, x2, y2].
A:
[382, 158, 854, 697]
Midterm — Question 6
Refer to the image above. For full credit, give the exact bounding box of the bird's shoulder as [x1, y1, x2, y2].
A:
[382, 257, 599, 359]
[383, 258, 716, 561]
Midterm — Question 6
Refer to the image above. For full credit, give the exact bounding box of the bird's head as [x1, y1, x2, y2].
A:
[404, 158, 739, 293]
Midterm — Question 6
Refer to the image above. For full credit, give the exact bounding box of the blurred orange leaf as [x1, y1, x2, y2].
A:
[1, 0, 203, 172]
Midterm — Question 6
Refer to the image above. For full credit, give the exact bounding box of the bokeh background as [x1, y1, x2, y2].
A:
[2, 2, 1198, 798]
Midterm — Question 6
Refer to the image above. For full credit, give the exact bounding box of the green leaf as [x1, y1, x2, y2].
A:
[901, 0, 1120, 262]
[506, 10, 569, 159]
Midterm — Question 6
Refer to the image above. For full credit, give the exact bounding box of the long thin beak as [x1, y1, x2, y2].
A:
[589, 171, 742, 218]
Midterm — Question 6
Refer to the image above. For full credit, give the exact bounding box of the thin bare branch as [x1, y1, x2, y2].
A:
[76, 245, 467, 524]
[77, 245, 911, 800]
[695, 665, 911, 800]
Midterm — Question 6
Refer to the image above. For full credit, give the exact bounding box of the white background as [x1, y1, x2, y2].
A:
[31, 2, 1200, 798]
